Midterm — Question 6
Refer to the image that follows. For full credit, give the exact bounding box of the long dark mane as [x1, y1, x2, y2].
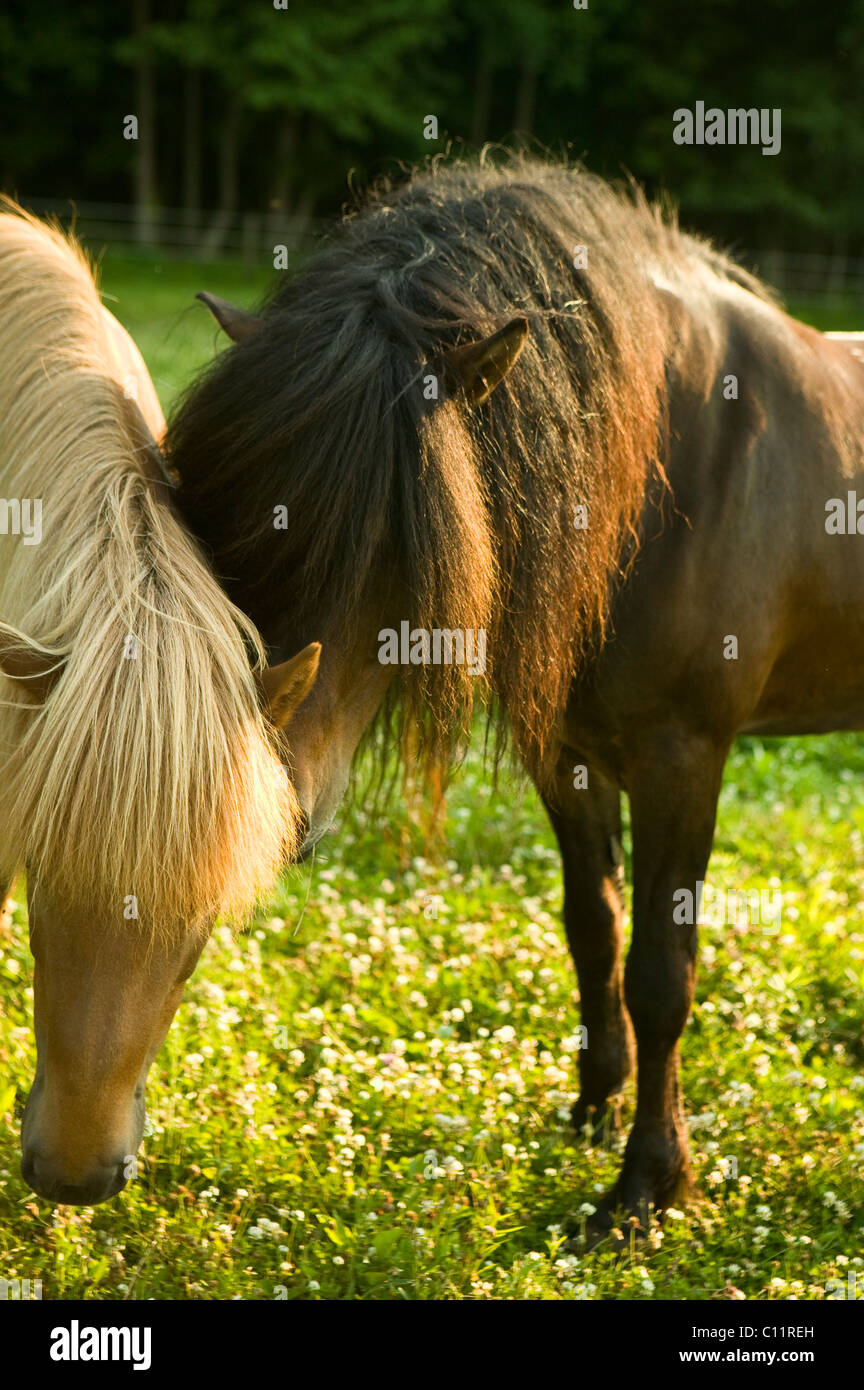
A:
[167, 153, 770, 784]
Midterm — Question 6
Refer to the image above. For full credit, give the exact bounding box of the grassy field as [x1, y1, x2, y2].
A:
[0, 254, 862, 1302]
[95, 252, 275, 413]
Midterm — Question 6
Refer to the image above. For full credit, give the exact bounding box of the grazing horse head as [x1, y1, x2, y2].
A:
[0, 203, 320, 1204]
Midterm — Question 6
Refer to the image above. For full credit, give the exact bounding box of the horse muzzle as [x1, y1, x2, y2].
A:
[21, 1149, 129, 1205]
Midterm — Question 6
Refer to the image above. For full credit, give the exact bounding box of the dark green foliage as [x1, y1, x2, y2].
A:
[0, 0, 860, 252]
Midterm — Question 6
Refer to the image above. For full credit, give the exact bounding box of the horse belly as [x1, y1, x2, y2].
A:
[744, 622, 864, 735]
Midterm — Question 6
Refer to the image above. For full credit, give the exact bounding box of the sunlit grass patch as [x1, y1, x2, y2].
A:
[1, 732, 863, 1300]
[0, 268, 861, 1300]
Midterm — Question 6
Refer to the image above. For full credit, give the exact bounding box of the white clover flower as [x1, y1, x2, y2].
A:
[554, 1255, 579, 1272]
[433, 1112, 468, 1131]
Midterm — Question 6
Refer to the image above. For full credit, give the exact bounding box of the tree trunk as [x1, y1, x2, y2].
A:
[471, 36, 493, 146]
[183, 65, 202, 247]
[268, 115, 298, 252]
[202, 92, 243, 256]
[291, 182, 317, 250]
[513, 58, 537, 140]
[132, 0, 157, 246]
[271, 115, 298, 212]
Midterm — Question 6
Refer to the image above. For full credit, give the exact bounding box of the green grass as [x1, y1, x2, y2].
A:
[0, 258, 862, 1302]
[789, 299, 864, 333]
[95, 251, 274, 411]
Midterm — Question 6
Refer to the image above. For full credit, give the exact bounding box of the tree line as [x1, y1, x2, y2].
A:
[0, 0, 860, 254]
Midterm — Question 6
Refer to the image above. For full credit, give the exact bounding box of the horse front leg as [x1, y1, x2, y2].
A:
[540, 754, 634, 1139]
[592, 729, 727, 1237]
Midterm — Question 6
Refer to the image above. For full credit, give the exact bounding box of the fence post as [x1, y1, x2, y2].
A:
[242, 212, 260, 264]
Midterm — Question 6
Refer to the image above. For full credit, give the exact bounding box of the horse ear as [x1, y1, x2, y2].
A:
[442, 316, 530, 405]
[196, 291, 262, 343]
[0, 630, 63, 703]
[259, 642, 321, 729]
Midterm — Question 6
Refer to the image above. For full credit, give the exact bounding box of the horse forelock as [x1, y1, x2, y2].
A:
[169, 154, 768, 784]
[0, 202, 297, 932]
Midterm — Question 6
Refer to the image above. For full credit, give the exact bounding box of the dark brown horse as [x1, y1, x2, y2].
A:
[166, 155, 864, 1237]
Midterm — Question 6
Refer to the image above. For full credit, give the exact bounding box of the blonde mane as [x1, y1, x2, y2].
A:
[0, 202, 297, 930]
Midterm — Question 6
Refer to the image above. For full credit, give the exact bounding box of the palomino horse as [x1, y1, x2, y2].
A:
[0, 203, 320, 1204]
[168, 156, 864, 1237]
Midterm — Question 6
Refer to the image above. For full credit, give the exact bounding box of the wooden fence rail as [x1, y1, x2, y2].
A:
[15, 198, 864, 304]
